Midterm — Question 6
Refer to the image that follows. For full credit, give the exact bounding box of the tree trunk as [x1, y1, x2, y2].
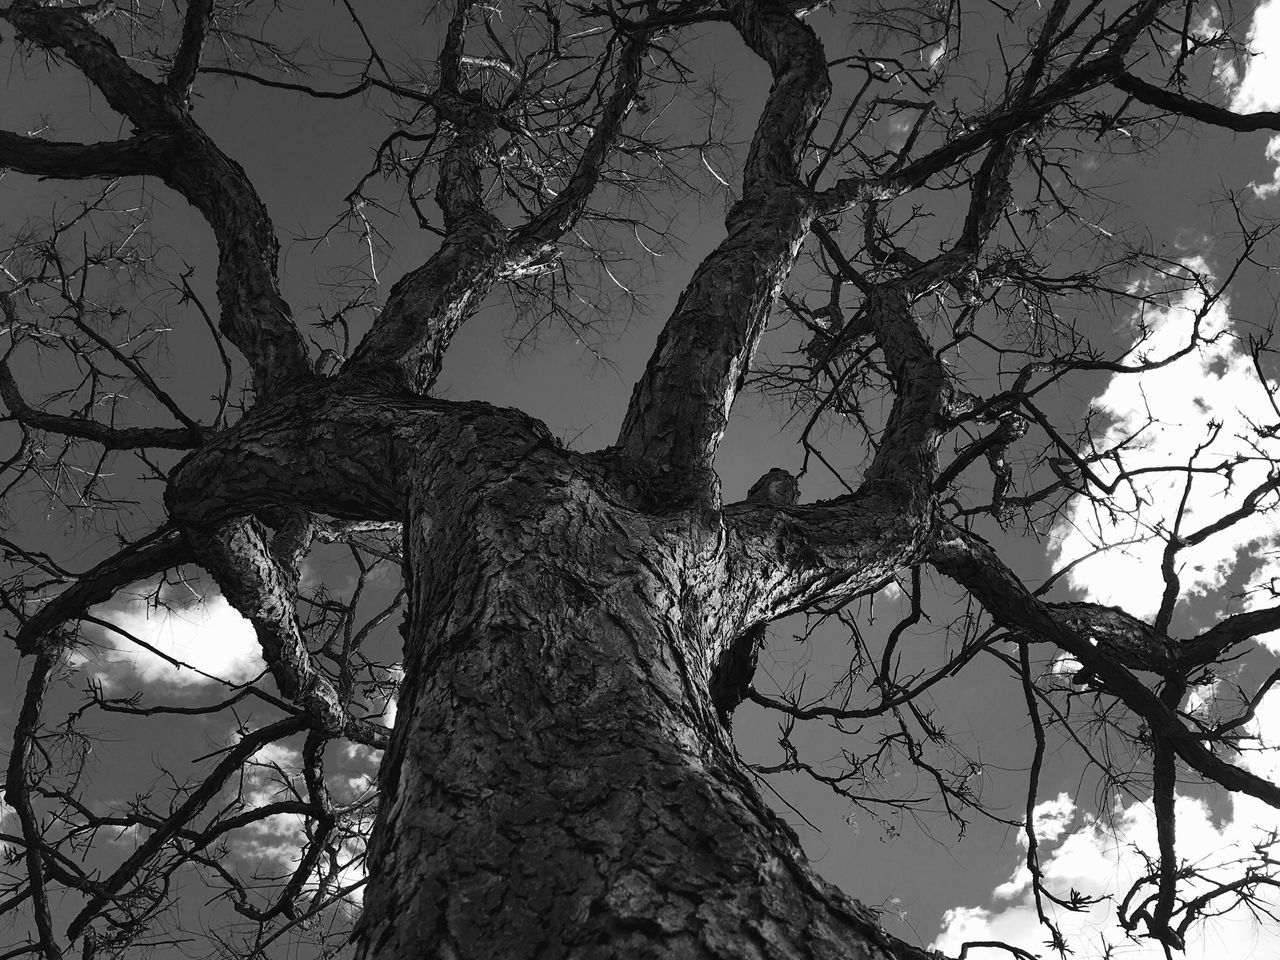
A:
[353, 446, 925, 960]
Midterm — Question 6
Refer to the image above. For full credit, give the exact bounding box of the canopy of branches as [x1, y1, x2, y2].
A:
[3, 1, 1280, 959]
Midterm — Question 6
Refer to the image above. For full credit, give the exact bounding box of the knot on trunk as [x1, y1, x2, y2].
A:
[747, 467, 800, 505]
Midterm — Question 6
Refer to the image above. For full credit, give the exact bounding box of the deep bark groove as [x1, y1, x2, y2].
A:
[352, 444, 930, 959]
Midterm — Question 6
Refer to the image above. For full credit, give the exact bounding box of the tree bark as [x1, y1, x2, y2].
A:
[352, 444, 931, 960]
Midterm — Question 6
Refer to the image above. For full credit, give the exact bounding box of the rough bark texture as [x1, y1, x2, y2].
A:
[157, 373, 936, 958]
[352, 440, 934, 959]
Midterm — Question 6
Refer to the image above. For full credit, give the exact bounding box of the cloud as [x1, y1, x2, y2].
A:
[232, 741, 370, 907]
[1229, 0, 1280, 197]
[236, 742, 309, 865]
[73, 590, 265, 688]
[0, 800, 13, 857]
[1253, 135, 1280, 200]
[879, 579, 906, 602]
[1048, 259, 1280, 646]
[932, 694, 1280, 959]
[949, 259, 1280, 958]
[1230, 0, 1280, 113]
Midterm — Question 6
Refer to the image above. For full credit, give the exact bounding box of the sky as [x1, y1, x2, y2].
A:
[929, 259, 1280, 958]
[5, 1, 1280, 959]
[930, 5, 1280, 954]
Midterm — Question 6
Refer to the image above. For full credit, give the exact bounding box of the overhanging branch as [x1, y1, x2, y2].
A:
[930, 522, 1280, 810]
[614, 0, 829, 495]
[11, 527, 191, 656]
[0, 353, 205, 451]
[0, 130, 168, 180]
[1114, 73, 1280, 131]
[167, 0, 215, 98]
[2, 2, 312, 398]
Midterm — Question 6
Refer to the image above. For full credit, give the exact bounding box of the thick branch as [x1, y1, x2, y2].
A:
[930, 523, 1280, 809]
[344, 23, 652, 395]
[163, 381, 423, 528]
[723, 485, 930, 629]
[717, 287, 956, 629]
[0, 130, 167, 179]
[339, 1, 507, 394]
[614, 0, 829, 492]
[1034, 601, 1176, 672]
[808, 242, 953, 500]
[1181, 606, 1280, 668]
[1114, 73, 1280, 131]
[507, 33, 650, 257]
[339, 233, 505, 395]
[186, 517, 384, 742]
[3, 3, 311, 397]
[861, 286, 952, 494]
[727, 0, 831, 193]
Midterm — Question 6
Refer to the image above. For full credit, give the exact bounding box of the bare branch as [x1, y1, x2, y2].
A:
[0, 353, 204, 451]
[11, 527, 191, 655]
[0, 130, 167, 180]
[615, 0, 829, 496]
[167, 0, 216, 98]
[930, 523, 1280, 810]
[2, 2, 312, 397]
[1115, 73, 1280, 131]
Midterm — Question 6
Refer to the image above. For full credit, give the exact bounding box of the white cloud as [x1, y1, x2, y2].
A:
[73, 590, 265, 687]
[239, 742, 308, 861]
[1251, 134, 1280, 199]
[1031, 792, 1077, 845]
[879, 579, 906, 602]
[1048, 260, 1280, 643]
[0, 800, 13, 857]
[1229, 0, 1280, 197]
[957, 257, 1280, 959]
[233, 741, 370, 907]
[1230, 0, 1280, 113]
[932, 694, 1280, 959]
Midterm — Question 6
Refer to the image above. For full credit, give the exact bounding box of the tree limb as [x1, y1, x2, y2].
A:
[0, 352, 204, 451]
[1181, 606, 1280, 668]
[343, 13, 654, 395]
[183, 517, 363, 737]
[723, 485, 929, 629]
[1114, 72, 1280, 131]
[63, 714, 310, 944]
[167, 0, 215, 99]
[0, 130, 167, 180]
[930, 522, 1280, 810]
[2, 2, 312, 397]
[614, 0, 829, 496]
[507, 32, 651, 259]
[2, 653, 62, 960]
[11, 527, 192, 656]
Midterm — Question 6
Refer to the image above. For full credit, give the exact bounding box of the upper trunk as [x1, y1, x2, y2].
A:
[352, 443, 927, 960]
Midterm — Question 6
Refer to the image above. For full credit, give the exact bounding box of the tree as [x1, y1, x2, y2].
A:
[3, 0, 1280, 957]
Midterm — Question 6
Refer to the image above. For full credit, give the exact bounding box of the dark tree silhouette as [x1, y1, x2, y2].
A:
[3, 1, 1280, 958]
